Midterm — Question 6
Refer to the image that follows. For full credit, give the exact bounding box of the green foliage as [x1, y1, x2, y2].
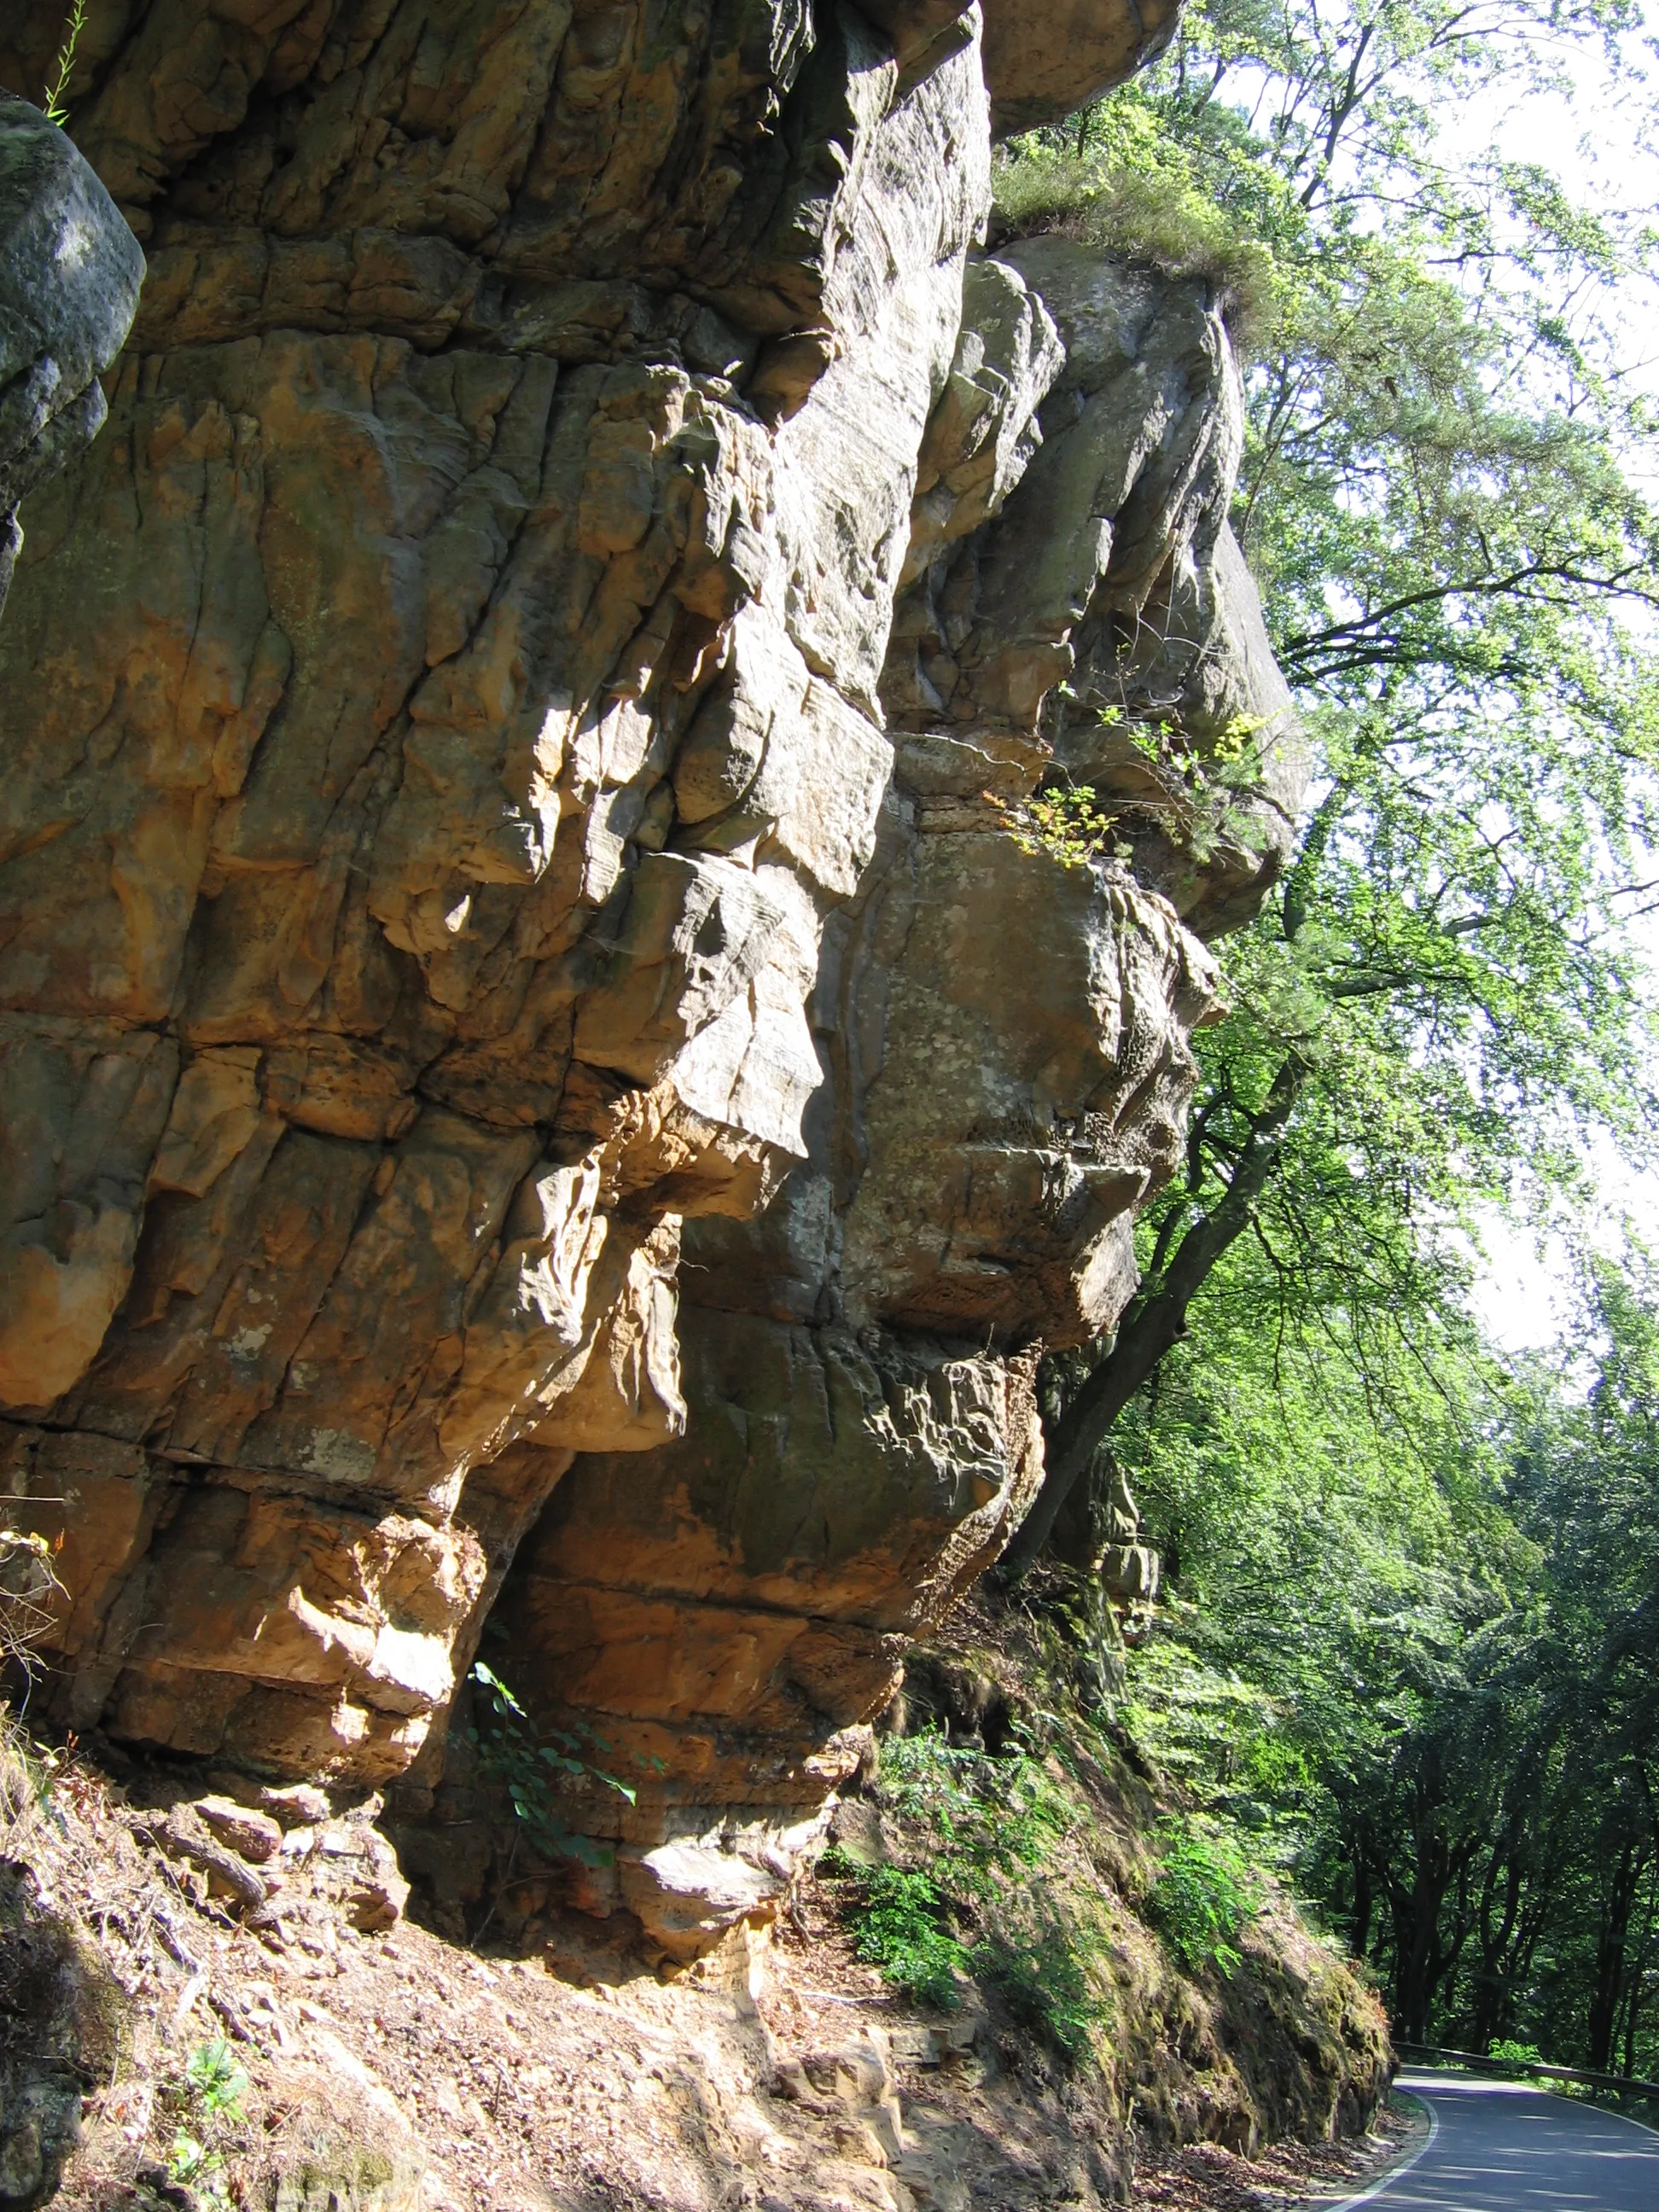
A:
[995, 0, 1659, 2081]
[975, 1893, 1109, 2064]
[166, 2135, 216, 2192]
[997, 0, 1659, 1505]
[42, 0, 86, 125]
[992, 113, 1280, 346]
[184, 2038, 247, 2117]
[1145, 1819, 1261, 1976]
[830, 1733, 1110, 2064]
[1112, 1253, 1659, 2072]
[841, 1864, 967, 2009]
[988, 709, 1271, 876]
[987, 781, 1124, 870]
[467, 1659, 634, 1868]
[1491, 2038, 1545, 2067]
[877, 1730, 1075, 1871]
[163, 2039, 247, 2197]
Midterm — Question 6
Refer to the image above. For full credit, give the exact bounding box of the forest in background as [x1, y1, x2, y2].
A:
[991, 0, 1659, 2077]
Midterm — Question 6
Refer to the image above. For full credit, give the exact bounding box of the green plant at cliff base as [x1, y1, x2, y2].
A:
[838, 1862, 968, 2009]
[164, 2037, 248, 2197]
[467, 1659, 636, 1869]
[830, 1733, 1111, 2064]
[1145, 1816, 1261, 1976]
[975, 1889, 1109, 2064]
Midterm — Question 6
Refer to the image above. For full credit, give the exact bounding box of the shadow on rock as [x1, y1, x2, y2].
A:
[0, 1856, 122, 2211]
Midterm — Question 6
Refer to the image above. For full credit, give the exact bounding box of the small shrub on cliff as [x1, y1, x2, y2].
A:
[992, 102, 1280, 349]
[986, 781, 1123, 870]
[839, 1863, 967, 2009]
[164, 2036, 249, 2197]
[832, 1732, 1114, 2064]
[1146, 1817, 1260, 1976]
[467, 1659, 636, 1867]
[975, 1891, 1109, 2064]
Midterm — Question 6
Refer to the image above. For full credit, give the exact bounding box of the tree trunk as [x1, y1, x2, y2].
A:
[999, 1052, 1307, 1583]
[1351, 1846, 1374, 1962]
[1588, 1838, 1644, 2071]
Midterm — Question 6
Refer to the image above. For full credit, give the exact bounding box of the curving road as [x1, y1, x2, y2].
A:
[1335, 2070, 1659, 2209]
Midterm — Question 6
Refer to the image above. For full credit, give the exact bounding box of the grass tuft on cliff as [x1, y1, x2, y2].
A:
[991, 131, 1279, 350]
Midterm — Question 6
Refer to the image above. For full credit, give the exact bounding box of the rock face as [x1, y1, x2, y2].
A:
[441, 234, 1300, 1958]
[0, 96, 143, 615]
[0, 0, 1303, 1948]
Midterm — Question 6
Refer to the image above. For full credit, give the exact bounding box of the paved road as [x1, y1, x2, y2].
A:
[1336, 2071, 1659, 2209]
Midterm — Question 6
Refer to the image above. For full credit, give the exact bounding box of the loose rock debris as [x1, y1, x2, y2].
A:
[1, 1726, 1393, 2212]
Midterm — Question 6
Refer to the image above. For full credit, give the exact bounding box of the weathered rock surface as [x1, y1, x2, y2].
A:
[401, 233, 1300, 1953]
[981, 0, 1183, 133]
[0, 96, 142, 616]
[0, 1860, 115, 2212]
[0, 0, 1303, 1953]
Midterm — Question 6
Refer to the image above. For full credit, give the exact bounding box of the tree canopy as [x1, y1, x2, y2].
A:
[988, 0, 1659, 2075]
[996, 0, 1659, 1575]
[1109, 1255, 1659, 2071]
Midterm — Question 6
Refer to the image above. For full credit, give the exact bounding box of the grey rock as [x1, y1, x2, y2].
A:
[0, 96, 141, 614]
[981, 0, 1185, 131]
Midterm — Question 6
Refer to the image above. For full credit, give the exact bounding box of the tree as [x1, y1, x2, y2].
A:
[1112, 1247, 1659, 2066]
[995, 0, 1659, 1581]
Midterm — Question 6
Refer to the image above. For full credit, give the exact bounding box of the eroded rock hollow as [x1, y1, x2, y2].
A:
[0, 0, 1302, 1959]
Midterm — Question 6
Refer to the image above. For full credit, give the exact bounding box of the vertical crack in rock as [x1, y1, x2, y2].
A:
[0, 0, 1307, 1959]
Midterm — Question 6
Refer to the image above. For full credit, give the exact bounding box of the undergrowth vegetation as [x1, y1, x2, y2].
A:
[164, 2037, 250, 2198]
[1146, 1819, 1261, 1976]
[987, 0, 1659, 2085]
[465, 1647, 643, 1870]
[824, 1730, 1110, 2062]
[826, 1720, 1276, 2069]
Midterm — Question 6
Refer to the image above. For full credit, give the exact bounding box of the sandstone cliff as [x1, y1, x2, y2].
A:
[0, 0, 1303, 1970]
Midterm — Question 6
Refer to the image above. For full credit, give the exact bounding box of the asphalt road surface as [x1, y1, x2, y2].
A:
[1336, 2071, 1659, 2209]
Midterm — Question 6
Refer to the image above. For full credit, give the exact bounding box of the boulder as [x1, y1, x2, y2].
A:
[981, 0, 1185, 132]
[0, 96, 141, 615]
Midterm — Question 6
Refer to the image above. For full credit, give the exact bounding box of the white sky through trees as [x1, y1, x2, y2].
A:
[1382, 34, 1659, 1349]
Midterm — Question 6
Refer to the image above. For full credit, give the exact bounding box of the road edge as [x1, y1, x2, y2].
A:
[1313, 2089, 1438, 2211]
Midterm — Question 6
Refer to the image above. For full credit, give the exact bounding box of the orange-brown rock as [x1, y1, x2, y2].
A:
[394, 236, 1303, 1958]
[0, 0, 990, 1782]
[0, 0, 1305, 1956]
